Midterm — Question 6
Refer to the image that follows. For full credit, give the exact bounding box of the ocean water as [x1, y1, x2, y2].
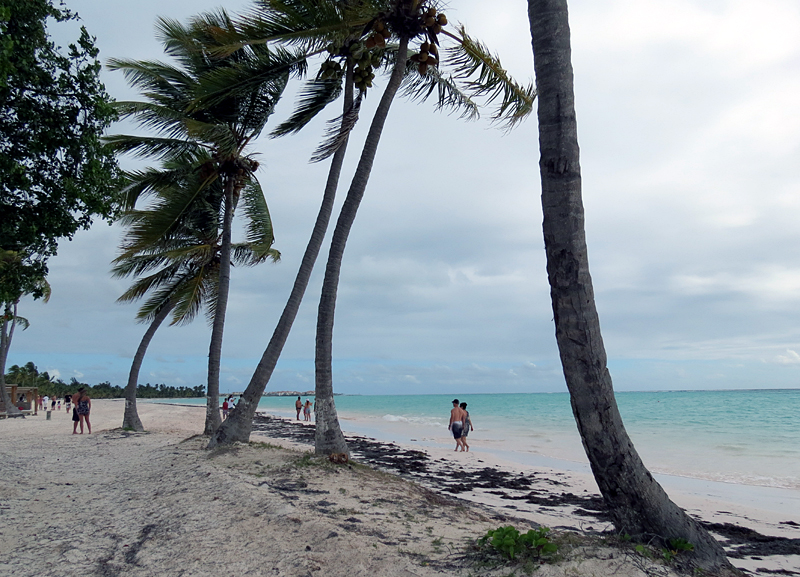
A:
[158, 389, 800, 490]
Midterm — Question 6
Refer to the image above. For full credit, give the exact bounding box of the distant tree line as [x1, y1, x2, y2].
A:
[5, 362, 204, 399]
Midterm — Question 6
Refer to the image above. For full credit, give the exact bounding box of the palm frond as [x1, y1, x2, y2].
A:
[104, 134, 208, 161]
[167, 266, 216, 326]
[9, 315, 30, 331]
[239, 179, 279, 262]
[271, 76, 344, 137]
[231, 243, 281, 266]
[116, 264, 183, 302]
[445, 24, 536, 130]
[400, 58, 479, 120]
[309, 93, 362, 163]
[189, 44, 304, 112]
[233, 0, 372, 51]
[116, 164, 205, 209]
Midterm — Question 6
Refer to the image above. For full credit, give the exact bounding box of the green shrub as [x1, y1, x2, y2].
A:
[478, 525, 558, 560]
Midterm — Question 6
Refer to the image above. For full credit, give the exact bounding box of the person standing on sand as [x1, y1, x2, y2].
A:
[448, 399, 466, 451]
[295, 396, 302, 420]
[222, 398, 230, 419]
[71, 390, 81, 433]
[460, 402, 473, 452]
[65, 394, 72, 412]
[303, 399, 312, 422]
[75, 388, 91, 434]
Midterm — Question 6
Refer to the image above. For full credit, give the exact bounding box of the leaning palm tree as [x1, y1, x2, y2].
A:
[107, 11, 297, 435]
[112, 163, 278, 432]
[207, 0, 534, 453]
[527, 0, 735, 573]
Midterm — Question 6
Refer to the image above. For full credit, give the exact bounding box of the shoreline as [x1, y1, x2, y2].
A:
[3, 400, 795, 576]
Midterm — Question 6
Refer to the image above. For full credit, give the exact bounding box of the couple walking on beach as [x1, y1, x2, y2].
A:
[448, 399, 473, 451]
[71, 388, 91, 434]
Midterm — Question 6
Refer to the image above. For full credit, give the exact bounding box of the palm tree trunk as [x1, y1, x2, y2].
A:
[314, 38, 410, 456]
[208, 63, 357, 448]
[204, 177, 235, 435]
[528, 1, 736, 573]
[0, 304, 24, 418]
[122, 302, 174, 431]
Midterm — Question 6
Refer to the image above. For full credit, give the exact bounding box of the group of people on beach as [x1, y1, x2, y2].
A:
[221, 396, 237, 419]
[26, 390, 92, 434]
[295, 396, 313, 421]
[448, 399, 474, 451]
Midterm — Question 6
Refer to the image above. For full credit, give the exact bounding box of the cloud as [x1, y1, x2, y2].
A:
[775, 350, 800, 365]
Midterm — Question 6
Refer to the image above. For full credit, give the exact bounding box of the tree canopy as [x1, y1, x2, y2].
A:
[0, 0, 120, 269]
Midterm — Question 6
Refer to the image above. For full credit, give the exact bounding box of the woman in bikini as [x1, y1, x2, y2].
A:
[75, 388, 91, 434]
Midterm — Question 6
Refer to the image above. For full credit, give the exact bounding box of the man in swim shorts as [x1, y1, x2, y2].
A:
[448, 399, 466, 451]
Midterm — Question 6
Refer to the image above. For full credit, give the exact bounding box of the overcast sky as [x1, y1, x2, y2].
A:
[9, 0, 800, 395]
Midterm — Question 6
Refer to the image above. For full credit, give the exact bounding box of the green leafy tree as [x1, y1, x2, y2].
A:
[0, 0, 119, 261]
[208, 0, 533, 454]
[0, 0, 119, 415]
[107, 11, 290, 435]
[527, 0, 734, 572]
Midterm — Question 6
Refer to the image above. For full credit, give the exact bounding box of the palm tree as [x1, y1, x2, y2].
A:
[0, 249, 50, 418]
[527, 0, 735, 572]
[112, 165, 278, 432]
[107, 10, 295, 435]
[208, 0, 533, 452]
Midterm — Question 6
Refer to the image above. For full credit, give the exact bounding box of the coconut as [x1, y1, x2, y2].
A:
[425, 16, 436, 27]
[437, 14, 447, 25]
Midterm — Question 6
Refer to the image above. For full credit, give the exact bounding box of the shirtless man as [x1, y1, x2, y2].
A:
[295, 396, 302, 420]
[448, 399, 466, 451]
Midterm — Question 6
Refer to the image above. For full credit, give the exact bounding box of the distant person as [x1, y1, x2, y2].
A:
[71, 390, 82, 434]
[222, 398, 230, 419]
[303, 399, 312, 422]
[65, 394, 72, 412]
[295, 396, 302, 420]
[42, 395, 49, 411]
[51, 397, 57, 411]
[460, 402, 473, 452]
[448, 399, 466, 451]
[75, 388, 91, 434]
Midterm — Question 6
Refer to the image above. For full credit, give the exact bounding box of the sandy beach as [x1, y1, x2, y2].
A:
[1, 400, 798, 576]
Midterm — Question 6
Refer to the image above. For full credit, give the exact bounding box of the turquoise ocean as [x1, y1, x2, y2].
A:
[155, 389, 800, 491]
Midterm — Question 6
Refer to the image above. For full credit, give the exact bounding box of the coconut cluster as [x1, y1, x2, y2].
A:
[365, 19, 391, 50]
[318, 59, 343, 81]
[411, 7, 447, 76]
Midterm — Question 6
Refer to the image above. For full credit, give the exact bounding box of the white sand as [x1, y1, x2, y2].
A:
[0, 400, 795, 576]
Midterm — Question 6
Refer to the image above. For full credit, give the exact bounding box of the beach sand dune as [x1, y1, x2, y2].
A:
[0, 401, 793, 576]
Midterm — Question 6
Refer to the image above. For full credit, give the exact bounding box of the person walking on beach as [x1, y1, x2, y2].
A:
[75, 388, 91, 434]
[448, 399, 466, 451]
[460, 402, 473, 452]
[295, 396, 302, 420]
[65, 394, 72, 412]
